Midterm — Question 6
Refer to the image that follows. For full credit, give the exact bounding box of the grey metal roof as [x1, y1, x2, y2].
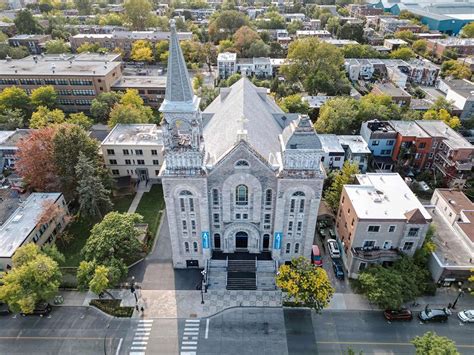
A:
[203, 78, 287, 164]
[282, 116, 322, 150]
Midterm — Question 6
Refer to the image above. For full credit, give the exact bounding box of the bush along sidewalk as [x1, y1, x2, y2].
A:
[90, 299, 134, 318]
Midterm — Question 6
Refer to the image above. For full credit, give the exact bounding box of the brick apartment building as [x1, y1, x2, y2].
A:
[426, 38, 474, 58]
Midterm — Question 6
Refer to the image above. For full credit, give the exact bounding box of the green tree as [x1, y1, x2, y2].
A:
[89, 265, 110, 296]
[8, 46, 30, 59]
[29, 106, 65, 128]
[423, 109, 461, 130]
[461, 22, 474, 38]
[247, 40, 270, 58]
[30, 85, 58, 109]
[411, 332, 459, 355]
[0, 109, 24, 129]
[130, 40, 153, 62]
[233, 25, 260, 56]
[108, 89, 154, 127]
[67, 112, 93, 130]
[394, 30, 416, 41]
[326, 16, 340, 35]
[358, 266, 405, 309]
[389, 47, 416, 60]
[45, 39, 69, 54]
[218, 39, 234, 53]
[277, 94, 309, 114]
[209, 10, 249, 41]
[282, 38, 351, 96]
[315, 97, 359, 134]
[90, 91, 122, 123]
[342, 44, 381, 59]
[124, 0, 152, 30]
[77, 260, 96, 291]
[276, 256, 334, 312]
[155, 40, 169, 63]
[325, 161, 360, 212]
[287, 20, 303, 35]
[14, 9, 42, 34]
[76, 42, 107, 54]
[76, 152, 112, 219]
[226, 73, 242, 87]
[82, 212, 143, 265]
[74, 0, 92, 15]
[337, 23, 364, 43]
[412, 39, 427, 55]
[0, 86, 30, 117]
[99, 13, 124, 26]
[441, 60, 472, 79]
[0, 244, 61, 314]
[357, 93, 401, 122]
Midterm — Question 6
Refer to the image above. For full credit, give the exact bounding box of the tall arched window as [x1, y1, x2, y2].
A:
[179, 190, 194, 213]
[294, 243, 300, 254]
[290, 191, 305, 213]
[193, 241, 198, 253]
[184, 242, 190, 253]
[235, 184, 248, 205]
[285, 243, 291, 254]
[265, 189, 272, 207]
[293, 191, 305, 197]
[212, 188, 219, 206]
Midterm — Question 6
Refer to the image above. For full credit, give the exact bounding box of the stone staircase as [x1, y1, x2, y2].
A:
[227, 260, 257, 291]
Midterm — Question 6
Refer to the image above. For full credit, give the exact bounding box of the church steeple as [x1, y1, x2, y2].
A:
[160, 19, 198, 112]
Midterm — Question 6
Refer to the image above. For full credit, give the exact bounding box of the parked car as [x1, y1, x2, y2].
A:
[327, 239, 341, 259]
[418, 181, 430, 192]
[418, 307, 451, 322]
[0, 302, 10, 316]
[457, 310, 474, 323]
[384, 309, 413, 321]
[311, 245, 322, 266]
[20, 303, 52, 317]
[332, 260, 344, 280]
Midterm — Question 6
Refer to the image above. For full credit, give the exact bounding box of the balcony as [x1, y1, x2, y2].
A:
[351, 247, 400, 262]
[455, 160, 473, 171]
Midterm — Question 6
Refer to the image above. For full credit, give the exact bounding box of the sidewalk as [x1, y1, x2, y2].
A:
[127, 181, 152, 213]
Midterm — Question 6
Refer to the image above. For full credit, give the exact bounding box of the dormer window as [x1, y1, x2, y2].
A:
[235, 160, 250, 168]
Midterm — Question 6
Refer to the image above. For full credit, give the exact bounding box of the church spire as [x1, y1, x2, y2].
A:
[163, 19, 194, 104]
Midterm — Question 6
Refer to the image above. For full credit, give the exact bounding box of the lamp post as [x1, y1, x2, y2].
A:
[451, 282, 464, 310]
[200, 270, 207, 304]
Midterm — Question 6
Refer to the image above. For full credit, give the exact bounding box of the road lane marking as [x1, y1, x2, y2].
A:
[182, 319, 201, 353]
[317, 341, 474, 348]
[130, 319, 153, 354]
[115, 337, 123, 355]
[134, 332, 150, 336]
[205, 319, 209, 339]
[180, 352, 196, 355]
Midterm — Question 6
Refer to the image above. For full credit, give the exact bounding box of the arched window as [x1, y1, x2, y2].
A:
[184, 242, 190, 253]
[285, 243, 291, 254]
[179, 190, 194, 212]
[294, 243, 300, 254]
[193, 241, 198, 253]
[299, 200, 305, 213]
[212, 188, 219, 206]
[235, 184, 248, 205]
[290, 191, 305, 213]
[293, 191, 305, 197]
[235, 160, 250, 167]
[180, 190, 193, 196]
[265, 189, 272, 207]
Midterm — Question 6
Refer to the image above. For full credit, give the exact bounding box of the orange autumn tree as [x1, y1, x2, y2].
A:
[15, 126, 60, 191]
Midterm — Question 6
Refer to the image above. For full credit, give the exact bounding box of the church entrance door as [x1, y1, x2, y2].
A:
[235, 231, 249, 251]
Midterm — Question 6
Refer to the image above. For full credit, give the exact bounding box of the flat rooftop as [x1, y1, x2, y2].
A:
[435, 189, 474, 214]
[337, 135, 371, 154]
[318, 134, 345, 153]
[218, 52, 237, 61]
[0, 54, 121, 77]
[345, 173, 431, 220]
[112, 76, 166, 89]
[102, 124, 163, 146]
[389, 120, 430, 138]
[373, 82, 411, 97]
[72, 31, 193, 41]
[0, 192, 62, 258]
[428, 38, 474, 46]
[302, 95, 333, 108]
[443, 78, 474, 99]
[416, 120, 473, 150]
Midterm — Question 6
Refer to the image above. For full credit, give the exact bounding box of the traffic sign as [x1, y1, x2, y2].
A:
[274, 232, 282, 249]
[202, 231, 210, 249]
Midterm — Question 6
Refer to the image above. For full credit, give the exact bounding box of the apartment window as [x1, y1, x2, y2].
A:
[383, 241, 392, 249]
[191, 220, 196, 231]
[368, 225, 380, 232]
[358, 262, 367, 271]
[123, 149, 129, 155]
[363, 240, 376, 248]
[351, 218, 354, 226]
[180, 199, 185, 212]
[285, 243, 291, 254]
[109, 159, 117, 165]
[243, 213, 248, 219]
[153, 160, 159, 165]
[125, 159, 131, 165]
[264, 213, 271, 224]
[182, 220, 187, 231]
[151, 149, 158, 155]
[299, 200, 305, 213]
[212, 189, 219, 206]
[189, 199, 195, 212]
[387, 140, 394, 146]
[334, 157, 341, 161]
[297, 221, 302, 232]
[184, 242, 190, 253]
[418, 142, 426, 149]
[155, 170, 159, 176]
[235, 185, 248, 206]
[135, 149, 143, 155]
[428, 152, 433, 159]
[213, 213, 219, 223]
[403, 241, 414, 251]
[290, 199, 296, 213]
[193, 241, 198, 253]
[408, 228, 419, 237]
[106, 149, 115, 155]
[388, 225, 396, 232]
[265, 189, 272, 207]
[111, 169, 119, 175]
[372, 140, 379, 146]
[288, 221, 293, 231]
[137, 160, 145, 165]
[235, 213, 241, 220]
[294, 243, 300, 254]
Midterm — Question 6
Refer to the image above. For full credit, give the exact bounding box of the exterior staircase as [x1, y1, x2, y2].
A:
[226, 259, 257, 290]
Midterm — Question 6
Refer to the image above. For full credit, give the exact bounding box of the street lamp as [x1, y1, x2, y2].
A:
[451, 282, 464, 309]
[200, 270, 207, 304]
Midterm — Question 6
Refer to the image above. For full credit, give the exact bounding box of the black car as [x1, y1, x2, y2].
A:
[332, 260, 344, 280]
[20, 303, 52, 317]
[418, 307, 451, 322]
[0, 302, 10, 316]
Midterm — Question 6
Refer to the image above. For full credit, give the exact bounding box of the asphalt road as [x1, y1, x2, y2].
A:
[1, 306, 473, 355]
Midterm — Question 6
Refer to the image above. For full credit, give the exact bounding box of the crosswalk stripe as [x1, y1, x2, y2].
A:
[180, 352, 196, 355]
[184, 332, 198, 335]
[184, 327, 199, 331]
[134, 332, 150, 336]
[139, 320, 153, 323]
[129, 352, 145, 355]
[134, 337, 149, 341]
[182, 341, 197, 345]
[131, 347, 147, 350]
[191, 336, 197, 340]
[133, 341, 148, 345]
[181, 346, 197, 350]
[185, 319, 200, 323]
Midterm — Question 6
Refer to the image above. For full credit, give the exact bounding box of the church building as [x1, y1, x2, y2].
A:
[160, 21, 325, 269]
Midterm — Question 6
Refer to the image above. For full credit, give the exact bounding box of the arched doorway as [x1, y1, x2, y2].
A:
[235, 231, 248, 250]
[214, 233, 221, 250]
[262, 234, 270, 250]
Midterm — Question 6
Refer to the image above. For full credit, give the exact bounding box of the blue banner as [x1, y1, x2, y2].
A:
[201, 231, 210, 249]
[274, 232, 282, 249]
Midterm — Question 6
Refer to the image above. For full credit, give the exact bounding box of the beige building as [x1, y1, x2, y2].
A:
[336, 173, 432, 278]
[101, 124, 164, 181]
[111, 76, 166, 109]
[0, 53, 122, 113]
[0, 192, 69, 271]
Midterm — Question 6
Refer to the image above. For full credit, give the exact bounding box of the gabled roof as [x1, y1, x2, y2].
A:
[405, 208, 428, 224]
[282, 116, 322, 150]
[203, 78, 290, 164]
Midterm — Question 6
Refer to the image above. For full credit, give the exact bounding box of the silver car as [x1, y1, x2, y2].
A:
[458, 310, 474, 323]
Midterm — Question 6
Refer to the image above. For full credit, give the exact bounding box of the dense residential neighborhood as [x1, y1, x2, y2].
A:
[0, 0, 473, 354]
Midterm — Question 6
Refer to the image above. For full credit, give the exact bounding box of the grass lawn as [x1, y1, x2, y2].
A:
[135, 184, 165, 238]
[57, 217, 97, 267]
[112, 193, 135, 213]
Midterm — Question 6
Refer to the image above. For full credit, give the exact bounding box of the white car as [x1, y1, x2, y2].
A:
[457, 310, 474, 323]
[418, 181, 430, 192]
[327, 239, 341, 259]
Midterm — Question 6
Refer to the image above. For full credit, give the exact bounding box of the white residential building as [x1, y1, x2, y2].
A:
[318, 134, 345, 171]
[217, 52, 237, 80]
[101, 124, 164, 181]
[0, 192, 68, 271]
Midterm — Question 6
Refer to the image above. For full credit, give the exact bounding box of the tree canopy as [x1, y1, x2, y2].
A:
[461, 22, 474, 38]
[441, 60, 472, 80]
[108, 89, 154, 127]
[209, 10, 249, 42]
[30, 86, 58, 109]
[29, 106, 65, 128]
[45, 39, 70, 54]
[14, 9, 42, 34]
[124, 0, 152, 30]
[389, 47, 416, 60]
[276, 256, 334, 311]
[130, 40, 154, 62]
[277, 94, 309, 114]
[325, 161, 359, 212]
[411, 332, 459, 355]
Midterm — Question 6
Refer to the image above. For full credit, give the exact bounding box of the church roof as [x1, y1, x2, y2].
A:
[203, 78, 288, 164]
[282, 116, 322, 150]
[159, 20, 197, 112]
